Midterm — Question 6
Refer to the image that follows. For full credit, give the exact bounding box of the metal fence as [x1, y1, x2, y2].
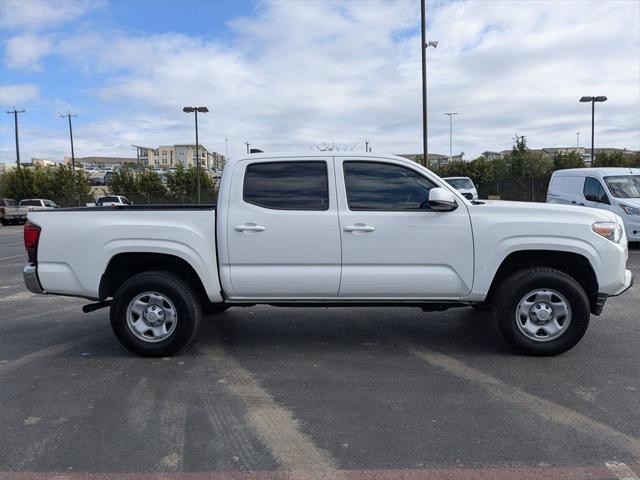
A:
[477, 176, 551, 202]
[96, 189, 219, 205]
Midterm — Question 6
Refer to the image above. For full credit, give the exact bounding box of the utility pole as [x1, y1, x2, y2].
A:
[6, 108, 25, 167]
[59, 112, 78, 170]
[245, 141, 250, 154]
[365, 140, 370, 152]
[576, 132, 580, 148]
[444, 112, 459, 163]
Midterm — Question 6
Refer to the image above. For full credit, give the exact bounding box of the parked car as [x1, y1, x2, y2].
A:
[443, 176, 479, 200]
[95, 195, 131, 206]
[23, 152, 632, 357]
[0, 198, 28, 225]
[547, 167, 640, 242]
[19, 199, 59, 211]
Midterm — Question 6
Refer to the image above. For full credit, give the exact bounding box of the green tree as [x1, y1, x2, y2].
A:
[52, 165, 91, 206]
[553, 151, 585, 170]
[107, 168, 137, 196]
[136, 170, 167, 203]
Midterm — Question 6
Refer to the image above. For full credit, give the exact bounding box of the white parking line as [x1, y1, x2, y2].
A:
[0, 332, 107, 375]
[605, 461, 640, 480]
[0, 253, 24, 261]
[204, 339, 347, 479]
[399, 338, 640, 458]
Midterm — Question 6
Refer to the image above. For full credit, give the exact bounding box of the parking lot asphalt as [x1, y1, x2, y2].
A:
[1, 223, 639, 480]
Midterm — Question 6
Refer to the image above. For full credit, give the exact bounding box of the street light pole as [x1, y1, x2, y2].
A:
[245, 141, 250, 154]
[444, 112, 458, 163]
[225, 137, 228, 159]
[6, 108, 25, 167]
[59, 112, 78, 170]
[579, 96, 607, 165]
[576, 132, 580, 148]
[421, 0, 438, 168]
[183, 106, 209, 204]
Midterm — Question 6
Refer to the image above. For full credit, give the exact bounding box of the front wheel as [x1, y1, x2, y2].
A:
[494, 267, 590, 356]
[110, 271, 202, 357]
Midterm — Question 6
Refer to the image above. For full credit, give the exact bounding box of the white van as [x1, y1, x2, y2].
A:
[547, 167, 640, 242]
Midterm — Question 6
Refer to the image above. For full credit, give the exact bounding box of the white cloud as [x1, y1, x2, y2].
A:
[0, 0, 102, 31]
[4, 33, 53, 70]
[0, 83, 40, 104]
[2, 0, 639, 161]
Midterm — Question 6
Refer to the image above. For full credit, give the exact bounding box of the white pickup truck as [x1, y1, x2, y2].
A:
[23, 153, 633, 357]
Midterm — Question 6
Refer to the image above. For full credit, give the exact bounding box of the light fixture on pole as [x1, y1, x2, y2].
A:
[183, 106, 209, 204]
[421, 0, 438, 168]
[579, 96, 607, 165]
[444, 112, 459, 164]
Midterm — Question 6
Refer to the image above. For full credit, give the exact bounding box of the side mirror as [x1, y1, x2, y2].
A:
[428, 187, 458, 212]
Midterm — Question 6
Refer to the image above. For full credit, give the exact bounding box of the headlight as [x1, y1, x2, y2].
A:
[592, 221, 623, 243]
[620, 204, 640, 216]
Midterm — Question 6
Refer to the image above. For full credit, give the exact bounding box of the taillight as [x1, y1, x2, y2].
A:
[0, 207, 5, 216]
[24, 222, 41, 264]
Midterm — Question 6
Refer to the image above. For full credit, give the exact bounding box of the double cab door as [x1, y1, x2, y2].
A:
[222, 156, 474, 300]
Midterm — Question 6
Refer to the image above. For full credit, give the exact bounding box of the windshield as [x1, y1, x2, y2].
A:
[445, 178, 474, 189]
[604, 175, 640, 198]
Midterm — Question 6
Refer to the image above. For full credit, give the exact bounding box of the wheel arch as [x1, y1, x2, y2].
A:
[484, 250, 600, 314]
[100, 252, 211, 305]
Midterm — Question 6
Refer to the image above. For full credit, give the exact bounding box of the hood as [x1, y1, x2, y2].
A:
[473, 200, 618, 223]
[615, 198, 640, 208]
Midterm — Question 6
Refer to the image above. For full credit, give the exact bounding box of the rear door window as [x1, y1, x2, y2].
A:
[243, 161, 329, 211]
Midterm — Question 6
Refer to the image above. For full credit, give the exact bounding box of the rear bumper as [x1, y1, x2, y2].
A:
[24, 264, 46, 295]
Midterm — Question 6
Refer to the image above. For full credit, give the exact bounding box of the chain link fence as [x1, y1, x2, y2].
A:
[476, 176, 551, 202]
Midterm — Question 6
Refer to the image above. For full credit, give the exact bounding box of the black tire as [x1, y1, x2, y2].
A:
[0, 218, 8, 226]
[110, 271, 202, 357]
[494, 267, 590, 356]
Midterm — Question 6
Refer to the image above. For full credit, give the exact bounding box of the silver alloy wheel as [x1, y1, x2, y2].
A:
[126, 292, 178, 343]
[515, 289, 572, 342]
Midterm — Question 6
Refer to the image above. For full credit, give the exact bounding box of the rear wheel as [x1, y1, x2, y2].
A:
[110, 271, 202, 357]
[494, 267, 590, 356]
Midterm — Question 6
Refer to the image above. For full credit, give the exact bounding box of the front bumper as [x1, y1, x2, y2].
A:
[612, 269, 634, 296]
[593, 269, 634, 315]
[24, 264, 46, 295]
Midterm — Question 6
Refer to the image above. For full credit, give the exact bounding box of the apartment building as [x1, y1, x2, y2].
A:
[135, 144, 225, 169]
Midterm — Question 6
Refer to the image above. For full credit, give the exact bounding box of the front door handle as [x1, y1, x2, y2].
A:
[343, 224, 375, 232]
[235, 224, 266, 232]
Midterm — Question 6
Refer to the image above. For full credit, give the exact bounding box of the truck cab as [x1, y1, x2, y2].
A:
[23, 153, 633, 357]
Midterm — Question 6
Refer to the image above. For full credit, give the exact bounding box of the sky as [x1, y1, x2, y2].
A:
[0, 0, 639, 163]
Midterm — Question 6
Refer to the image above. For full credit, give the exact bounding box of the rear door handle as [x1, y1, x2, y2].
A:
[235, 224, 266, 232]
[343, 224, 375, 232]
